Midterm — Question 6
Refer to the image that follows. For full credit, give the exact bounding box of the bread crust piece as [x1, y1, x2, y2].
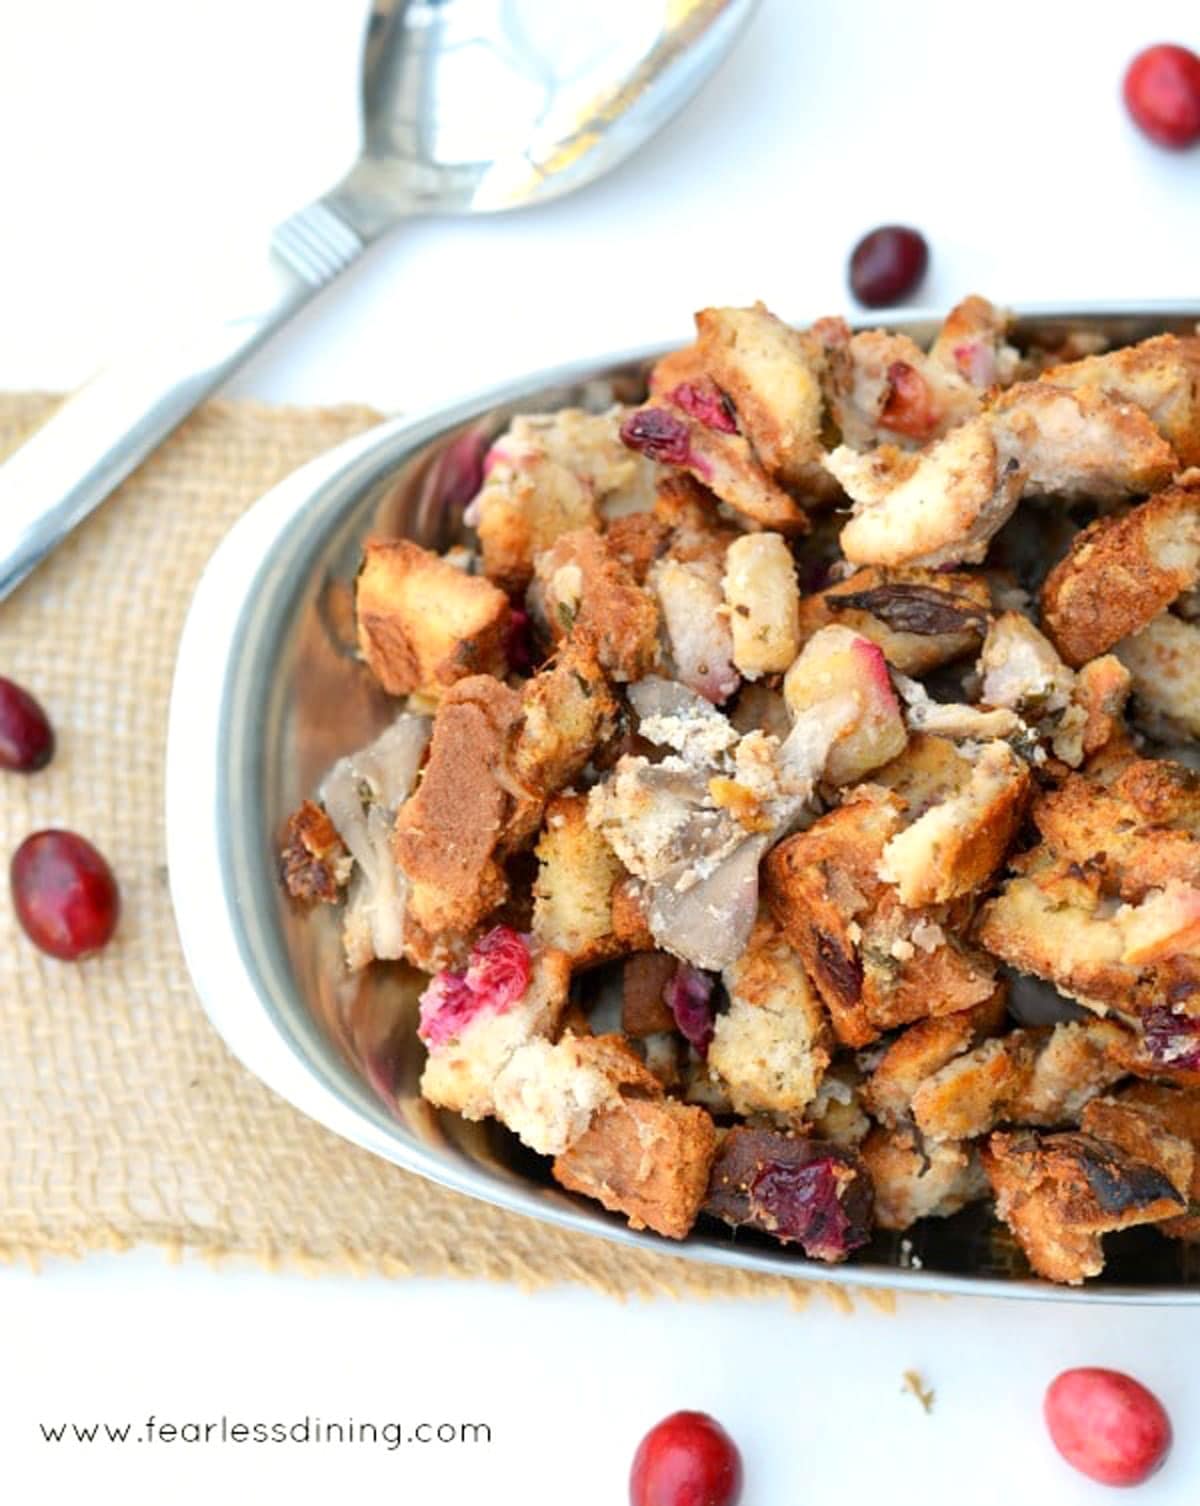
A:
[693, 303, 834, 497]
[864, 988, 1007, 1124]
[1042, 332, 1200, 468]
[279, 799, 352, 903]
[1094, 1083, 1200, 1239]
[765, 788, 996, 1047]
[798, 567, 991, 676]
[982, 1128, 1187, 1284]
[1118, 612, 1200, 740]
[355, 539, 512, 697]
[1040, 480, 1200, 666]
[878, 740, 1032, 907]
[530, 528, 659, 682]
[552, 1093, 716, 1239]
[859, 1126, 988, 1231]
[621, 952, 678, 1037]
[709, 915, 832, 1118]
[532, 794, 628, 968]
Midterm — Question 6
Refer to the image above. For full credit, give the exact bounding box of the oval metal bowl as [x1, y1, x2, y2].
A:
[167, 305, 1200, 1302]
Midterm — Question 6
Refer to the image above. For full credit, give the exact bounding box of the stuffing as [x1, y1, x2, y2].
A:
[860, 1126, 989, 1231]
[1092, 1083, 1200, 1240]
[355, 539, 512, 697]
[708, 915, 832, 1118]
[1117, 611, 1200, 740]
[604, 510, 672, 582]
[863, 989, 1008, 1125]
[621, 952, 678, 1037]
[532, 795, 628, 967]
[1009, 1020, 1133, 1124]
[1073, 655, 1133, 762]
[508, 636, 618, 811]
[651, 555, 739, 703]
[765, 787, 996, 1047]
[704, 1127, 874, 1260]
[782, 625, 908, 785]
[279, 799, 352, 904]
[552, 1092, 717, 1239]
[927, 294, 1020, 390]
[797, 567, 991, 676]
[493, 1032, 658, 1157]
[1079, 1094, 1195, 1212]
[981, 1127, 1187, 1284]
[1041, 333, 1200, 467]
[1040, 480, 1200, 665]
[530, 528, 660, 681]
[804, 1063, 872, 1147]
[693, 302, 835, 498]
[890, 672, 1023, 742]
[473, 407, 656, 589]
[419, 944, 572, 1121]
[722, 532, 801, 678]
[878, 740, 1031, 907]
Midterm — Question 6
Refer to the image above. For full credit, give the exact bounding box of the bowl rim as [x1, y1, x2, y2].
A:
[167, 301, 1200, 1304]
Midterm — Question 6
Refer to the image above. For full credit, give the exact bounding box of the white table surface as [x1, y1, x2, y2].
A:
[3, 2, 1200, 1502]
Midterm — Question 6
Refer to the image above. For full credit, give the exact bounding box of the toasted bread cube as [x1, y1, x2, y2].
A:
[693, 303, 830, 494]
[798, 567, 991, 676]
[722, 533, 801, 678]
[1042, 333, 1200, 467]
[704, 1128, 873, 1260]
[610, 878, 657, 954]
[860, 1127, 988, 1231]
[419, 946, 572, 1121]
[356, 540, 511, 697]
[982, 1128, 1187, 1284]
[1041, 481, 1200, 665]
[1099, 1083, 1200, 1239]
[510, 638, 618, 809]
[805, 1064, 872, 1147]
[532, 795, 627, 967]
[928, 294, 1020, 388]
[552, 1095, 716, 1239]
[864, 989, 1007, 1124]
[708, 915, 831, 1117]
[530, 528, 659, 683]
[911, 1034, 1037, 1142]
[280, 799, 352, 903]
[604, 511, 672, 582]
[1009, 1020, 1132, 1125]
[1079, 1095, 1194, 1206]
[492, 1031, 658, 1157]
[1118, 612, 1200, 740]
[765, 789, 996, 1046]
[783, 626, 907, 785]
[979, 611, 1076, 715]
[879, 741, 1031, 907]
[621, 952, 677, 1037]
[870, 732, 973, 810]
[651, 556, 739, 703]
[1073, 655, 1132, 761]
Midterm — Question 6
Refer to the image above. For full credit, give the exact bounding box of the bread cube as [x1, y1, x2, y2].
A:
[530, 528, 659, 683]
[860, 1127, 988, 1231]
[532, 794, 627, 967]
[782, 625, 907, 785]
[1118, 612, 1200, 740]
[722, 533, 801, 678]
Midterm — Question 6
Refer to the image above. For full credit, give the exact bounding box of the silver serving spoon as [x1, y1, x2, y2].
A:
[0, 0, 758, 600]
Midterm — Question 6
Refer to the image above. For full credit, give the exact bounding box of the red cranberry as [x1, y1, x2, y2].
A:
[630, 1411, 742, 1506]
[1141, 1006, 1200, 1071]
[750, 1155, 868, 1261]
[848, 226, 929, 308]
[10, 830, 119, 961]
[665, 964, 716, 1057]
[418, 926, 532, 1047]
[1044, 1368, 1172, 1487]
[1123, 45, 1200, 148]
[620, 408, 694, 467]
[667, 382, 738, 435]
[0, 676, 55, 772]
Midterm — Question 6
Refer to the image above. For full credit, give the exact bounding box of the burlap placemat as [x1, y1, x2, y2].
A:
[0, 392, 890, 1311]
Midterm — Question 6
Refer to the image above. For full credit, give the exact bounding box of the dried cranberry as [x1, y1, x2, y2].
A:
[1044, 1368, 1172, 1487]
[10, 830, 119, 961]
[749, 1155, 868, 1261]
[0, 676, 54, 772]
[667, 382, 737, 435]
[630, 1411, 743, 1506]
[620, 408, 694, 467]
[505, 605, 537, 675]
[848, 225, 929, 308]
[419, 927, 532, 1048]
[665, 964, 716, 1057]
[1141, 1006, 1200, 1070]
[1123, 44, 1200, 148]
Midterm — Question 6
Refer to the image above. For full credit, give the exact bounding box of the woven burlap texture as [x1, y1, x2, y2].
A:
[0, 392, 892, 1311]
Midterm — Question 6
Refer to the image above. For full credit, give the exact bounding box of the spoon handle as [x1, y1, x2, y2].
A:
[0, 198, 366, 601]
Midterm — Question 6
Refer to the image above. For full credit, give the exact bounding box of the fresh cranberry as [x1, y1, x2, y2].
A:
[1044, 1368, 1172, 1487]
[848, 225, 929, 308]
[665, 964, 716, 1057]
[1141, 1006, 1200, 1070]
[1123, 45, 1200, 148]
[418, 927, 532, 1048]
[750, 1156, 868, 1261]
[0, 676, 54, 772]
[10, 830, 119, 960]
[620, 408, 694, 467]
[878, 361, 939, 440]
[667, 382, 738, 435]
[630, 1411, 742, 1506]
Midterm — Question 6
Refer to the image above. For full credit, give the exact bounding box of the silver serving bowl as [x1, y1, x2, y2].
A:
[167, 305, 1200, 1303]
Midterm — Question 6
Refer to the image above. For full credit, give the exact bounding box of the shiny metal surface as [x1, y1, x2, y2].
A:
[0, 0, 759, 601]
[168, 304, 1200, 1303]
